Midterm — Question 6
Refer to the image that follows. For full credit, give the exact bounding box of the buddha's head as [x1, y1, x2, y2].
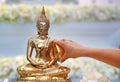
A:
[36, 7, 50, 36]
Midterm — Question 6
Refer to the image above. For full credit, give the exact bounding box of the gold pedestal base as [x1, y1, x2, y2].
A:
[17, 76, 71, 82]
[17, 64, 71, 82]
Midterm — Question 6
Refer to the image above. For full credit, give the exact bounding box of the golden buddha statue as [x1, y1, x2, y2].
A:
[17, 7, 70, 82]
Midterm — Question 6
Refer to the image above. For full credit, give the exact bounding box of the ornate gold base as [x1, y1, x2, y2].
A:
[17, 76, 71, 82]
[17, 64, 71, 82]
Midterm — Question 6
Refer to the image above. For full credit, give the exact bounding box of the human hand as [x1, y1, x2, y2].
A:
[54, 39, 87, 62]
[54, 39, 120, 68]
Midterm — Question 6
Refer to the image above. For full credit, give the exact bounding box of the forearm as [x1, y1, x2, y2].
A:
[85, 48, 120, 68]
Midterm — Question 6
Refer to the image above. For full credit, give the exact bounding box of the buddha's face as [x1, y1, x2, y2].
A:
[38, 22, 48, 35]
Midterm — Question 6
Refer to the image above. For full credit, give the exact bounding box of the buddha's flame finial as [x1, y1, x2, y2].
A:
[41, 6, 45, 16]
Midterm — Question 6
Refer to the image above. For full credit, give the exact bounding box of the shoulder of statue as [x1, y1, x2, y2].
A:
[48, 37, 55, 43]
[28, 37, 37, 43]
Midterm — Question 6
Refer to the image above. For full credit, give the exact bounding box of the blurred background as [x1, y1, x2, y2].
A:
[0, 0, 120, 82]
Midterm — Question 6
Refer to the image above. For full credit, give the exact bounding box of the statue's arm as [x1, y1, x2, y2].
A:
[53, 42, 59, 60]
[51, 40, 64, 61]
[47, 41, 59, 66]
[26, 39, 37, 65]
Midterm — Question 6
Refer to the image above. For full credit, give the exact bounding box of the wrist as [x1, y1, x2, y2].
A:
[81, 47, 96, 57]
[75, 47, 91, 57]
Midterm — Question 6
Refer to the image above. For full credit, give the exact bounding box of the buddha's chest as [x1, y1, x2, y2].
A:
[37, 41, 48, 48]
[33, 39, 50, 50]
